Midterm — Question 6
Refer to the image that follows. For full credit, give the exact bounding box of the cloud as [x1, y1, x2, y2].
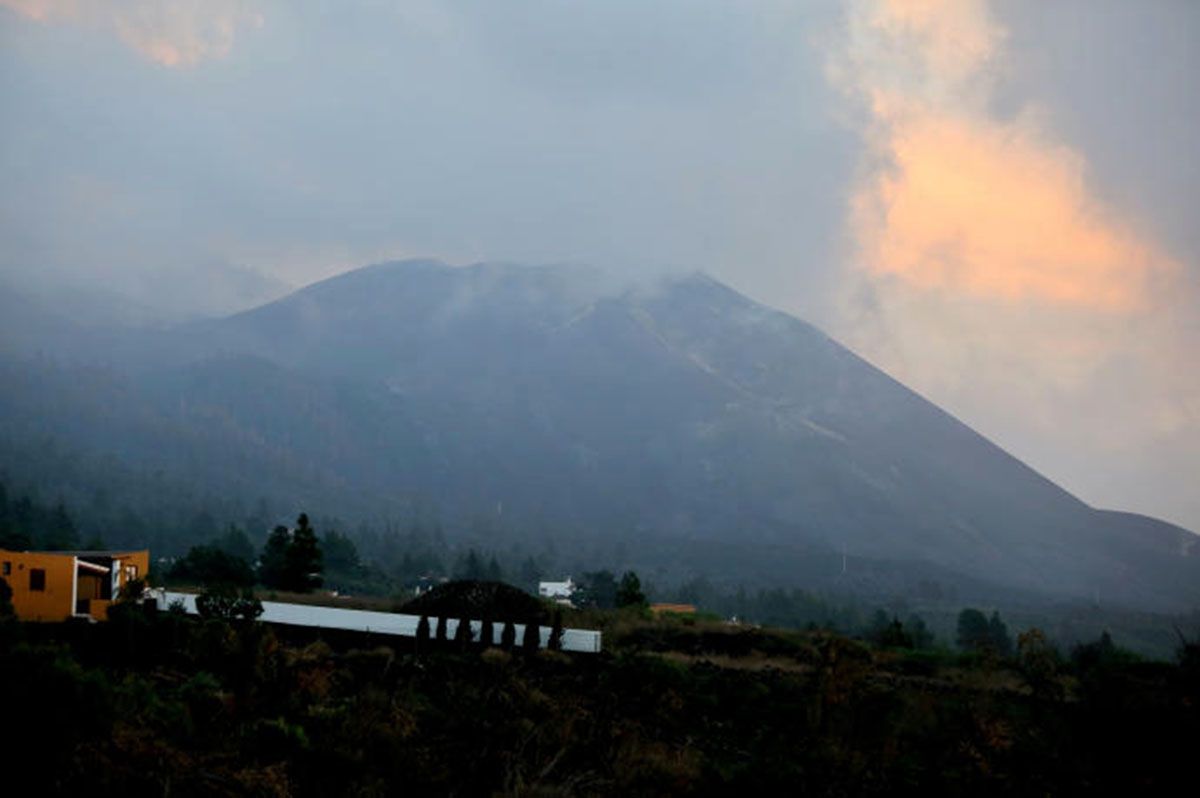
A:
[829, 0, 1200, 525]
[1, 0, 263, 67]
[836, 0, 1177, 312]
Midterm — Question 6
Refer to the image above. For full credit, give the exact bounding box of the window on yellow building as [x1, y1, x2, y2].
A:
[2, 561, 9, 576]
[30, 568, 45, 591]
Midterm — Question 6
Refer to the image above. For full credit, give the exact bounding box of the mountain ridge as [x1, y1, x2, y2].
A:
[1, 259, 1195, 611]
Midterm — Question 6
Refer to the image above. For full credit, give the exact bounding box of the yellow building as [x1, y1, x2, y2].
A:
[0, 548, 150, 621]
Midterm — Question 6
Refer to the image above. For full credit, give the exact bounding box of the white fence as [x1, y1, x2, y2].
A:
[157, 590, 602, 653]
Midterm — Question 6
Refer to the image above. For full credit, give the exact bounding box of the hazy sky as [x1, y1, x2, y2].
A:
[1, 0, 1197, 530]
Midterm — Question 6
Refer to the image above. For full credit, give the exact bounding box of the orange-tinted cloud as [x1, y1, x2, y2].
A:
[828, 0, 1200, 526]
[837, 0, 1177, 312]
[0, 0, 263, 68]
[855, 111, 1174, 311]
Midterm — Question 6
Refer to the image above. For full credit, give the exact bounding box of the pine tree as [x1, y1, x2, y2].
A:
[616, 571, 647, 609]
[214, 524, 256, 566]
[454, 616, 472, 648]
[258, 526, 291, 589]
[486, 555, 503, 582]
[284, 513, 323, 592]
[321, 529, 361, 575]
[500, 620, 516, 649]
[518, 556, 541, 592]
[45, 503, 79, 551]
[988, 611, 1013, 657]
[416, 615, 430, 650]
[549, 610, 564, 651]
[480, 616, 495, 647]
[956, 608, 992, 653]
[522, 619, 540, 652]
[456, 548, 485, 580]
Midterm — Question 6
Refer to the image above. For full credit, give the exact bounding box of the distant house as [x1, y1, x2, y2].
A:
[411, 574, 445, 597]
[538, 577, 576, 605]
[0, 548, 150, 622]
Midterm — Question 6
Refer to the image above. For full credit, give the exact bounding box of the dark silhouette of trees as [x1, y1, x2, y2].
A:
[956, 608, 992, 652]
[212, 524, 256, 566]
[518, 556, 541, 591]
[416, 615, 430, 649]
[454, 616, 472, 648]
[869, 611, 914, 649]
[168, 545, 255, 588]
[258, 526, 291, 589]
[549, 611, 564, 651]
[285, 514, 323, 592]
[501, 620, 516, 649]
[258, 515, 324, 593]
[988, 610, 1013, 657]
[321, 529, 361, 576]
[616, 571, 647, 609]
[0, 484, 79, 550]
[905, 614, 935, 649]
[957, 608, 1013, 656]
[577, 570, 617, 609]
[480, 616, 494, 647]
[1017, 628, 1062, 699]
[456, 549, 486, 580]
[44, 503, 79, 550]
[521, 620, 540, 652]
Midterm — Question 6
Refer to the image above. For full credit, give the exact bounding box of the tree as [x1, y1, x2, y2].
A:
[521, 619, 540, 652]
[905, 614, 935, 649]
[455, 549, 486, 580]
[870, 612, 913, 649]
[956, 608, 992, 653]
[169, 545, 254, 588]
[500, 620, 516, 649]
[321, 529, 361, 576]
[1017, 628, 1062, 699]
[43, 503, 78, 551]
[416, 615, 430, 649]
[480, 616, 495, 647]
[548, 610, 564, 651]
[578, 570, 618, 609]
[1071, 630, 1133, 673]
[454, 616, 472, 648]
[258, 526, 291, 589]
[988, 610, 1013, 657]
[616, 571, 647, 609]
[518, 556, 542, 592]
[213, 524, 257, 565]
[284, 514, 323, 593]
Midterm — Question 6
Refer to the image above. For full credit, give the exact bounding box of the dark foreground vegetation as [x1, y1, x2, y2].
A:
[2, 595, 1197, 796]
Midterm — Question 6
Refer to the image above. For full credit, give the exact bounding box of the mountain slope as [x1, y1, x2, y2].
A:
[2, 260, 1196, 611]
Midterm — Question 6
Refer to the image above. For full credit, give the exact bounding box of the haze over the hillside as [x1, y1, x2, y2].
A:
[1, 0, 1197, 530]
[2, 260, 1197, 613]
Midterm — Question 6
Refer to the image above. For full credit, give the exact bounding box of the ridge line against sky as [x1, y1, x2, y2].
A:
[1, 0, 1197, 530]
